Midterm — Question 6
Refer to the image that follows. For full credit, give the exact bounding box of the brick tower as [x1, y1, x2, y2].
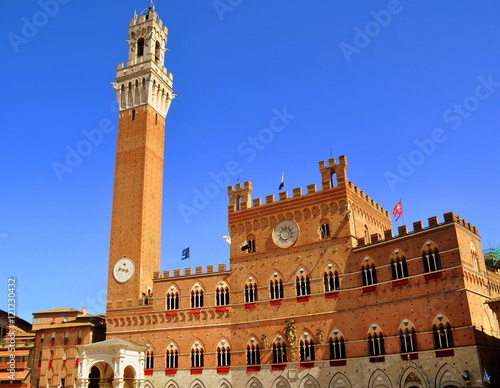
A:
[107, 7, 174, 308]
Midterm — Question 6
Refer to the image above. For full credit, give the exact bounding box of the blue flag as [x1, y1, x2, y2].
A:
[484, 370, 491, 384]
[278, 171, 285, 190]
[181, 247, 190, 260]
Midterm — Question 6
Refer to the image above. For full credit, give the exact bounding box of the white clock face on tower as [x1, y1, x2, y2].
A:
[273, 220, 300, 248]
[113, 257, 135, 283]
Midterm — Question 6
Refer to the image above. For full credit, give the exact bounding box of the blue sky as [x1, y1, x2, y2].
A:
[1, 1, 499, 321]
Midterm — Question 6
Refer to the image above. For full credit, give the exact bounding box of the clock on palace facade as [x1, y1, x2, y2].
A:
[272, 220, 300, 248]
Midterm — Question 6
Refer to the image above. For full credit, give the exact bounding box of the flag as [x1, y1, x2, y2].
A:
[393, 200, 403, 221]
[484, 370, 491, 384]
[278, 171, 285, 190]
[181, 247, 190, 260]
[134, 8, 139, 22]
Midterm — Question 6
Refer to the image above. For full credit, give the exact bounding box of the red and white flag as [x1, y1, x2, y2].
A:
[393, 200, 403, 221]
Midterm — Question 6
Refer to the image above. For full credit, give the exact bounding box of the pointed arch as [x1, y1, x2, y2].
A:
[166, 285, 179, 310]
[368, 368, 392, 388]
[295, 267, 311, 296]
[390, 248, 408, 279]
[246, 337, 261, 365]
[272, 376, 291, 388]
[216, 378, 232, 388]
[324, 263, 340, 292]
[216, 338, 231, 367]
[120, 83, 126, 108]
[190, 340, 204, 368]
[161, 88, 166, 112]
[165, 341, 179, 369]
[144, 344, 155, 369]
[435, 363, 461, 388]
[367, 324, 385, 356]
[269, 271, 284, 300]
[400, 366, 426, 388]
[165, 380, 180, 388]
[398, 319, 418, 353]
[128, 81, 133, 107]
[155, 40, 161, 63]
[361, 256, 377, 286]
[134, 79, 141, 105]
[300, 375, 321, 388]
[245, 276, 258, 303]
[189, 379, 206, 388]
[246, 377, 264, 388]
[151, 79, 157, 104]
[328, 328, 346, 360]
[216, 280, 230, 306]
[141, 77, 147, 103]
[422, 240, 442, 272]
[144, 381, 154, 388]
[329, 372, 353, 388]
[190, 282, 204, 308]
[299, 332, 315, 361]
[137, 37, 145, 57]
[272, 334, 287, 364]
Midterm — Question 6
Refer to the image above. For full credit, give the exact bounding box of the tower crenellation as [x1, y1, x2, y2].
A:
[319, 155, 348, 189]
[355, 211, 480, 248]
[227, 156, 387, 219]
[228, 181, 252, 212]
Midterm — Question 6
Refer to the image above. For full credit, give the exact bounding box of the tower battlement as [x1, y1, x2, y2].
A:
[355, 211, 480, 248]
[153, 264, 230, 280]
[129, 11, 168, 32]
[347, 181, 390, 217]
[319, 155, 348, 189]
[227, 156, 388, 220]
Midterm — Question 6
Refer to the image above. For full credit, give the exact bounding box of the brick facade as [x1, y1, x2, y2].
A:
[99, 8, 500, 388]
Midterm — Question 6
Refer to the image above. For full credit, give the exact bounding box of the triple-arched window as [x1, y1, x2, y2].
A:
[246, 343, 260, 365]
[216, 284, 230, 306]
[362, 261, 377, 286]
[245, 280, 258, 303]
[423, 244, 442, 272]
[272, 341, 287, 363]
[324, 269, 340, 292]
[166, 289, 179, 310]
[165, 344, 178, 369]
[191, 284, 204, 308]
[296, 274, 311, 296]
[270, 274, 284, 300]
[299, 338, 315, 361]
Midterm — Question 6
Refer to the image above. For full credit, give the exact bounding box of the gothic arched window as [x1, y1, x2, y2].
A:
[137, 38, 145, 57]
